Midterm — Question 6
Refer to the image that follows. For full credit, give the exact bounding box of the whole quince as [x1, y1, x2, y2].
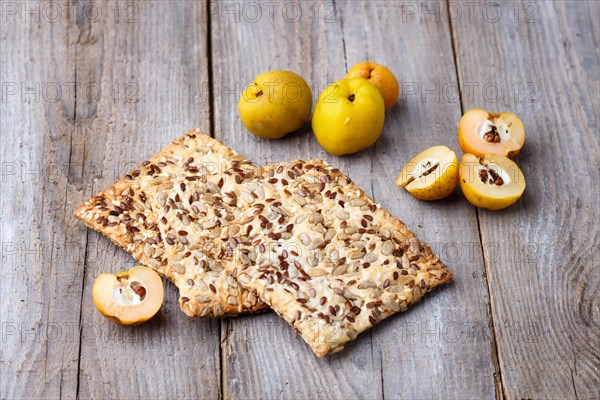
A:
[312, 78, 385, 155]
[346, 62, 399, 110]
[238, 70, 312, 139]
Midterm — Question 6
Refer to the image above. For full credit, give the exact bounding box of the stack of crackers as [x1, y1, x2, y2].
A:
[75, 130, 452, 356]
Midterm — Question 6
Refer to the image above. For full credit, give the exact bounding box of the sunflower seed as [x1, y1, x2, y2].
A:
[308, 268, 327, 277]
[299, 233, 311, 246]
[309, 213, 324, 224]
[295, 214, 308, 224]
[358, 280, 377, 289]
[364, 252, 378, 263]
[382, 241, 395, 255]
[337, 210, 350, 220]
[197, 295, 211, 303]
[350, 198, 366, 207]
[173, 264, 186, 274]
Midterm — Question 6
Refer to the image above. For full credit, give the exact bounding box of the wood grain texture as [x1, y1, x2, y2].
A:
[211, 1, 385, 399]
[2, 0, 598, 398]
[450, 0, 600, 398]
[0, 9, 81, 399]
[212, 0, 496, 398]
[73, 2, 220, 399]
[337, 1, 498, 398]
[0, 1, 220, 399]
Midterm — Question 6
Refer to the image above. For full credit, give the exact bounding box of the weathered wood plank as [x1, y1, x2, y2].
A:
[450, 1, 600, 398]
[73, 1, 221, 398]
[0, 8, 81, 399]
[213, 0, 497, 398]
[3, 1, 597, 398]
[211, 1, 385, 398]
[1, 1, 221, 398]
[337, 1, 498, 398]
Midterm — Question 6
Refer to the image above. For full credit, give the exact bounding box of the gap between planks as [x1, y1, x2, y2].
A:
[446, 1, 505, 398]
[72, 13, 89, 400]
[204, 3, 227, 399]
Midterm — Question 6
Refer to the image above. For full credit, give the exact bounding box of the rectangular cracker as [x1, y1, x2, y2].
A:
[74, 130, 266, 317]
[226, 160, 453, 356]
[152, 158, 268, 316]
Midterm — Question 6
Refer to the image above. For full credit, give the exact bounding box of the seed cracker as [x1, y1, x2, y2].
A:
[226, 160, 452, 356]
[151, 162, 267, 317]
[74, 130, 266, 317]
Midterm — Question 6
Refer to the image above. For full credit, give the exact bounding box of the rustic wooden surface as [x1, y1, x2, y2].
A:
[1, 1, 598, 399]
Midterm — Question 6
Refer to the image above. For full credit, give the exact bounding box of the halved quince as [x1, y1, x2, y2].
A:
[92, 266, 164, 326]
[459, 153, 526, 210]
[396, 145, 459, 200]
[458, 108, 525, 157]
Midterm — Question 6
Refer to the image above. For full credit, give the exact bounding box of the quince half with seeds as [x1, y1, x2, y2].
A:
[396, 145, 459, 201]
[92, 266, 164, 326]
[459, 153, 526, 210]
[458, 108, 525, 157]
